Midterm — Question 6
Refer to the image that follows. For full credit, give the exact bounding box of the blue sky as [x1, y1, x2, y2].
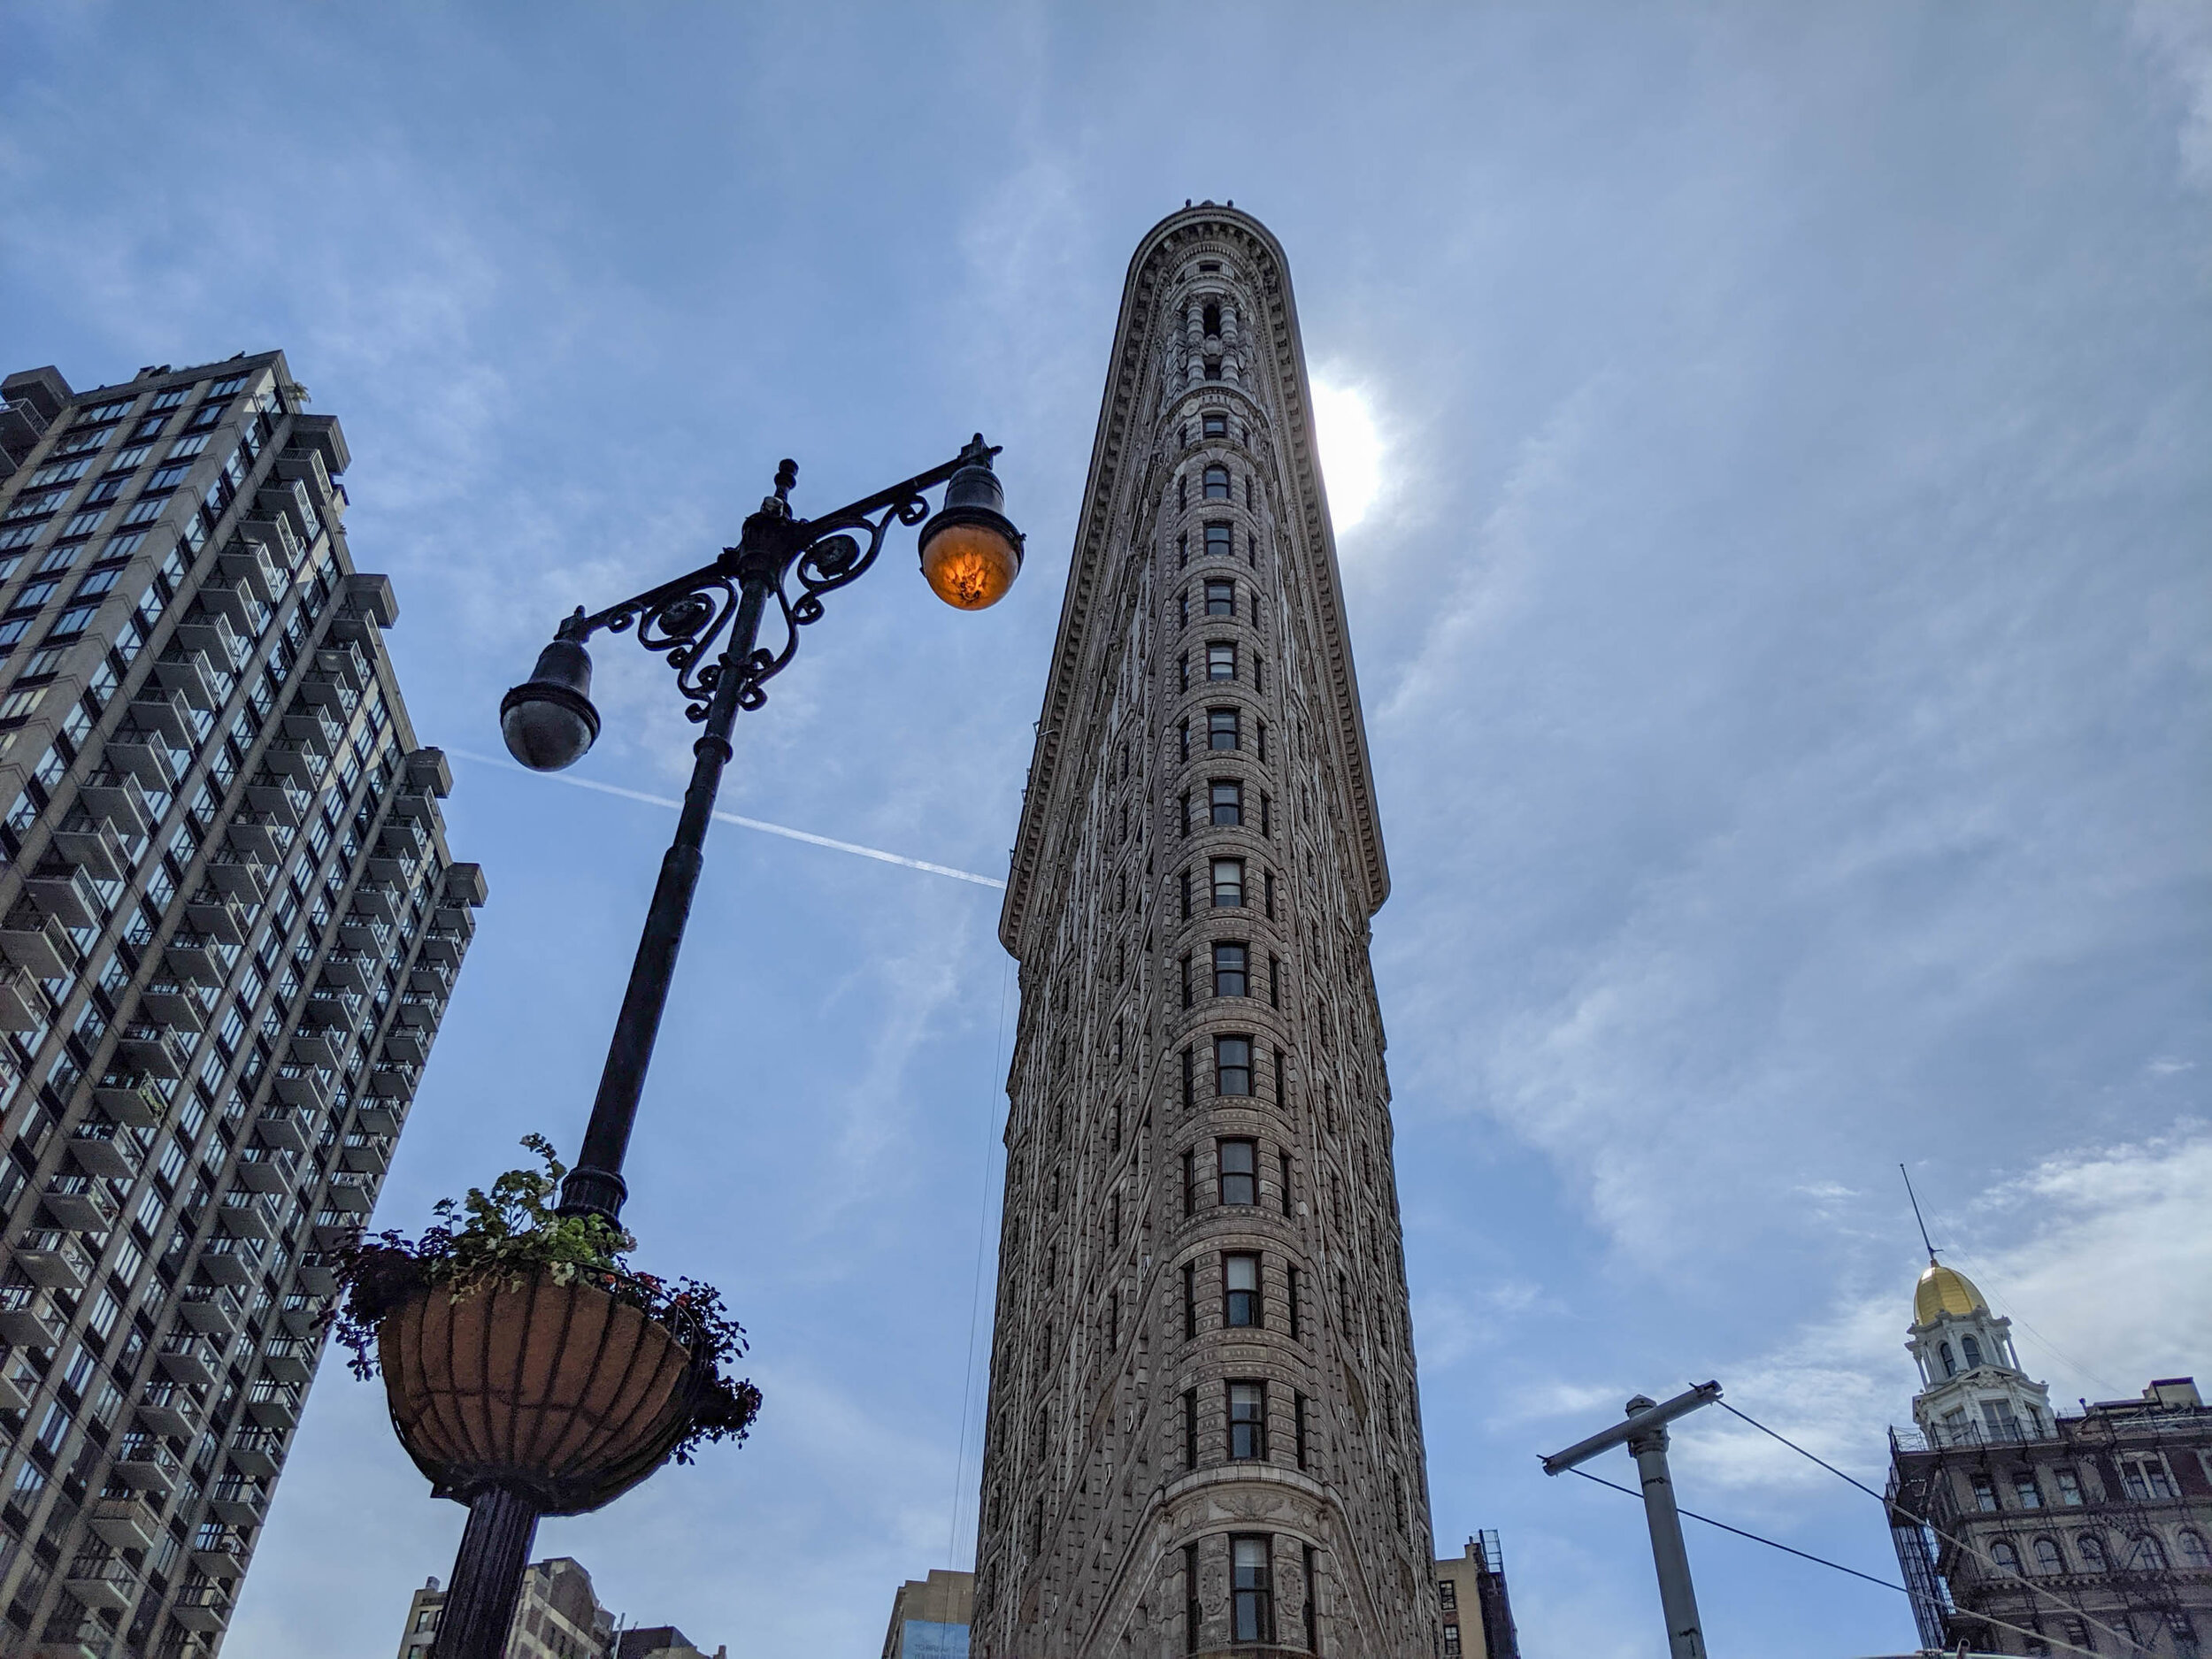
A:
[5, 4, 2209, 1655]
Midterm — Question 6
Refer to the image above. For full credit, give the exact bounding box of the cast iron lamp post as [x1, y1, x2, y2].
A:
[424, 438, 1022, 1659]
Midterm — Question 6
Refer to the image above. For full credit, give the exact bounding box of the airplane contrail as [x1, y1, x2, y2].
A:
[446, 748, 1008, 890]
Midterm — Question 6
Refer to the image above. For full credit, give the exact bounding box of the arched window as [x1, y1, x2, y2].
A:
[2032, 1538, 2063, 1575]
[1991, 1540, 2021, 1572]
[2128, 1534, 2169, 1572]
[1204, 465, 1231, 500]
[1202, 303, 1222, 339]
[1961, 1334, 1984, 1368]
[2178, 1531, 2211, 1569]
[2076, 1533, 2105, 1571]
[1939, 1341, 1957, 1378]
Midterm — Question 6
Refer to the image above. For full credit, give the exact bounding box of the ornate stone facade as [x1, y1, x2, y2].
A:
[974, 205, 1436, 1659]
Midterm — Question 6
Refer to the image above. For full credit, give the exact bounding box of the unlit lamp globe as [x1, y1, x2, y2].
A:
[500, 636, 602, 772]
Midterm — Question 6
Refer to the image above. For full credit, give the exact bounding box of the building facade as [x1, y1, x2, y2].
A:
[974, 205, 1437, 1659]
[1887, 1260, 2212, 1655]
[1433, 1533, 1518, 1659]
[0, 355, 482, 1655]
[398, 1558, 615, 1659]
[882, 1569, 972, 1659]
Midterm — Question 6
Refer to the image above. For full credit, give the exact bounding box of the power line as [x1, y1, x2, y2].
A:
[1563, 1465, 1907, 1594]
[946, 958, 1015, 1568]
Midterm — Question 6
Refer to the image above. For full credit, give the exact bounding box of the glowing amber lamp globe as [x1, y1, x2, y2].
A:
[918, 439, 1024, 611]
[922, 520, 1021, 610]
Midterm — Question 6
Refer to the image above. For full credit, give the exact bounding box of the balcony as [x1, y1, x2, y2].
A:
[136, 979, 208, 1032]
[184, 891, 251, 944]
[396, 992, 444, 1029]
[217, 540, 282, 603]
[216, 1191, 277, 1244]
[103, 725, 175, 790]
[378, 819, 427, 862]
[68, 1119, 144, 1182]
[49, 816, 131, 882]
[280, 709, 342, 757]
[90, 1071, 165, 1127]
[153, 647, 217, 711]
[409, 964, 452, 996]
[383, 1027, 428, 1064]
[127, 690, 193, 749]
[207, 1477, 265, 1526]
[338, 915, 393, 953]
[113, 1435, 182, 1496]
[275, 1291, 320, 1336]
[295, 670, 357, 715]
[174, 1283, 243, 1336]
[387, 788, 435, 824]
[292, 1251, 338, 1297]
[244, 772, 311, 823]
[0, 959, 44, 1031]
[230, 1145, 292, 1195]
[432, 902, 476, 941]
[353, 1102, 400, 1136]
[364, 1067, 416, 1102]
[244, 1380, 300, 1432]
[228, 1425, 287, 1477]
[0, 1364, 30, 1413]
[288, 1029, 342, 1070]
[316, 642, 369, 690]
[24, 859, 104, 929]
[175, 594, 244, 656]
[327, 572, 396, 643]
[88, 1494, 162, 1552]
[41, 1174, 119, 1233]
[299, 991, 354, 1031]
[190, 1530, 250, 1579]
[0, 1282, 64, 1348]
[170, 1580, 234, 1632]
[339, 1136, 389, 1176]
[135, 1380, 199, 1440]
[318, 951, 374, 990]
[1, 901, 80, 977]
[271, 1070, 331, 1113]
[157, 1333, 226, 1388]
[226, 810, 291, 861]
[77, 770, 153, 839]
[253, 1105, 313, 1155]
[13, 1231, 93, 1292]
[204, 847, 273, 903]
[351, 887, 400, 925]
[162, 934, 226, 987]
[112, 1023, 188, 1079]
[195, 1236, 261, 1288]
[260, 737, 322, 780]
[321, 1171, 376, 1217]
[63, 1553, 139, 1612]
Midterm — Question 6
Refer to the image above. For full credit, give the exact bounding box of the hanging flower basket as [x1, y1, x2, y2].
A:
[326, 1137, 761, 1515]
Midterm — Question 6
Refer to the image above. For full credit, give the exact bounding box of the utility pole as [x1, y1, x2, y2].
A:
[1542, 1380, 1724, 1659]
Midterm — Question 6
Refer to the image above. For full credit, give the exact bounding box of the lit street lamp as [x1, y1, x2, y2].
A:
[420, 438, 1022, 1658]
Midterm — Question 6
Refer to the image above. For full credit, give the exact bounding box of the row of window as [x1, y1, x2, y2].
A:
[1985, 1526, 2208, 1576]
[1968, 1453, 2175, 1512]
[1175, 518, 1261, 572]
[1176, 641, 1265, 694]
[1179, 1534, 1317, 1653]
[1179, 705, 1266, 762]
[1179, 1379, 1310, 1471]
[1176, 577, 1260, 627]
[1179, 777, 1271, 838]
[1179, 941, 1284, 1009]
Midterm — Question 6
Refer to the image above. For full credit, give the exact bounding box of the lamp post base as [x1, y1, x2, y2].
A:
[434, 1486, 541, 1659]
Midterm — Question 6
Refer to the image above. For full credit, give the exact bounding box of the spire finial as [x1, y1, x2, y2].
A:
[1901, 1163, 1938, 1262]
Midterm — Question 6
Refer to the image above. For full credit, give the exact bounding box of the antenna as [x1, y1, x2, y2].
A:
[1901, 1163, 1938, 1261]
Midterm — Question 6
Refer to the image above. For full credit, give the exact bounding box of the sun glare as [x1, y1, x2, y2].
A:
[1309, 379, 1384, 532]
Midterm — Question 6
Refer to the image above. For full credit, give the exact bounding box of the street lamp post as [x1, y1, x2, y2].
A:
[424, 438, 1022, 1659]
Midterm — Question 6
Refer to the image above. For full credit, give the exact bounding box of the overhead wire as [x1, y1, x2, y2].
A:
[1715, 1400, 2149, 1656]
[1562, 1465, 1908, 1594]
[946, 957, 1015, 1567]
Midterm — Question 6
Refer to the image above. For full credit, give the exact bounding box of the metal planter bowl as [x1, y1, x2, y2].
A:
[377, 1268, 706, 1516]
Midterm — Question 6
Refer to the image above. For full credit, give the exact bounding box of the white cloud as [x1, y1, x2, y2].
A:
[1310, 377, 1387, 533]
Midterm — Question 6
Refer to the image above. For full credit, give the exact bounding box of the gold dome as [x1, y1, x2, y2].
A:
[1915, 1260, 1987, 1325]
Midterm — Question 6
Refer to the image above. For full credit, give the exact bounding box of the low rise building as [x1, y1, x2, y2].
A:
[1886, 1258, 2211, 1655]
[881, 1568, 972, 1659]
[1434, 1532, 1518, 1659]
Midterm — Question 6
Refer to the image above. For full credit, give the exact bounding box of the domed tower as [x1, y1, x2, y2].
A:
[1906, 1257, 2053, 1445]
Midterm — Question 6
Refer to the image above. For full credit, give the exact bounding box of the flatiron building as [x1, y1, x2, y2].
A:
[975, 205, 1437, 1659]
[0, 354, 481, 1655]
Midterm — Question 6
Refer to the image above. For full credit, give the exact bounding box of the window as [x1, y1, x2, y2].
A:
[1209, 707, 1238, 750]
[1263, 870, 1276, 918]
[1217, 1037, 1252, 1095]
[1178, 651, 1189, 692]
[2014, 1472, 2043, 1509]
[1202, 303, 1222, 338]
[2077, 1532, 2105, 1571]
[2121, 1456, 2173, 1500]
[1213, 941, 1247, 997]
[1279, 1149, 1294, 1217]
[187, 401, 226, 430]
[2054, 1467, 2082, 1505]
[10, 578, 60, 612]
[1208, 641, 1236, 681]
[2177, 1531, 2211, 1569]
[1302, 1545, 1318, 1650]
[1229, 1382, 1266, 1459]
[147, 463, 192, 492]
[1181, 868, 1194, 918]
[1205, 579, 1234, 617]
[1212, 858, 1245, 907]
[1232, 1537, 1273, 1643]
[1961, 1334, 1984, 1368]
[1205, 521, 1232, 562]
[1294, 1393, 1310, 1468]
[1261, 794, 1271, 836]
[1181, 953, 1194, 1009]
[1184, 1388, 1199, 1468]
[1183, 1048, 1195, 1109]
[1225, 1253, 1260, 1327]
[1203, 411, 1226, 437]
[1219, 1139, 1257, 1205]
[1971, 1474, 2000, 1512]
[1210, 780, 1243, 826]
[1990, 1540, 2020, 1572]
[208, 374, 249, 396]
[1184, 1542, 1202, 1655]
[1287, 1264, 1303, 1340]
[1183, 1259, 1198, 1338]
[2032, 1537, 2063, 1574]
[2128, 1534, 2170, 1572]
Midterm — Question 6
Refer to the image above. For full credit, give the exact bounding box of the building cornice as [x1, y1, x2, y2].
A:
[997, 205, 1390, 956]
